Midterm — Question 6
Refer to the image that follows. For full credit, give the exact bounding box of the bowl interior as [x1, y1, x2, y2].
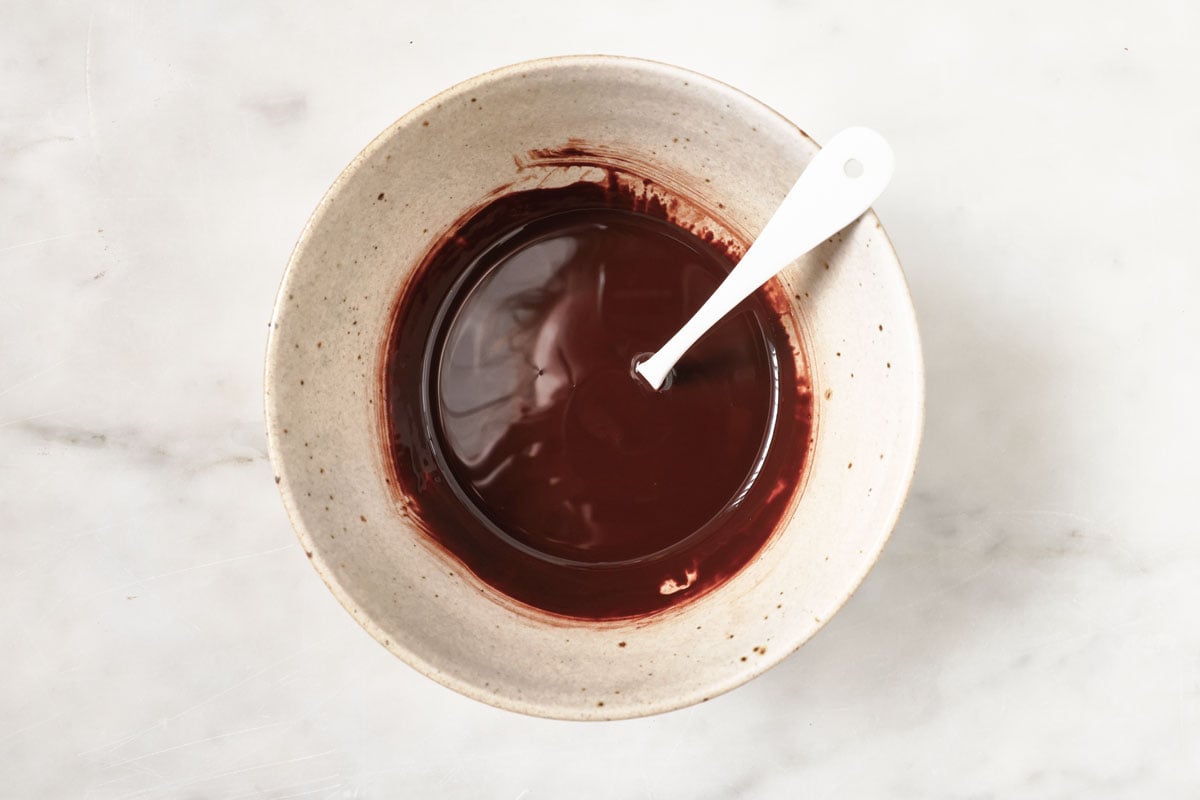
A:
[265, 56, 923, 720]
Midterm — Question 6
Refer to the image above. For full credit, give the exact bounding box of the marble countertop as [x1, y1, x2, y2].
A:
[3, 1, 1197, 796]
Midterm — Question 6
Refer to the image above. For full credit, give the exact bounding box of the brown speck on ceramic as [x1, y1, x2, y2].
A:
[848, 462, 853, 469]
[305, 550, 313, 559]
[824, 388, 832, 400]
[618, 641, 627, 648]
[274, 475, 281, 484]
[377, 192, 385, 201]
[360, 515, 367, 522]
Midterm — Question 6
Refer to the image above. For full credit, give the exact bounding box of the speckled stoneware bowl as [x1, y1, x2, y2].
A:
[265, 55, 923, 720]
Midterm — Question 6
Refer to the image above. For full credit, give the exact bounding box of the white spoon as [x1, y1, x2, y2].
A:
[635, 127, 894, 390]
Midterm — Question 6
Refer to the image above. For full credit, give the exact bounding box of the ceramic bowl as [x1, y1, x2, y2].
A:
[265, 55, 923, 719]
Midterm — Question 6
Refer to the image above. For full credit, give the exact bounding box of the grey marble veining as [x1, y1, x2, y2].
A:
[2, 0, 1198, 796]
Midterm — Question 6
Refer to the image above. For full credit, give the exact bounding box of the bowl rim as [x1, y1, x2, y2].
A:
[264, 53, 925, 720]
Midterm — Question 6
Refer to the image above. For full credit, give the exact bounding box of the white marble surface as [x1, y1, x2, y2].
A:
[3, 0, 1197, 796]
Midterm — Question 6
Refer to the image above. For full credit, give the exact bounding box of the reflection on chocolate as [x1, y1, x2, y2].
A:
[384, 181, 813, 619]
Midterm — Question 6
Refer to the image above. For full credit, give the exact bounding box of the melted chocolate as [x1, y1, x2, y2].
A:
[384, 181, 813, 619]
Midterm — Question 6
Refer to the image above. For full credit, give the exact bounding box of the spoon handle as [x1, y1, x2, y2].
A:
[636, 127, 894, 390]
